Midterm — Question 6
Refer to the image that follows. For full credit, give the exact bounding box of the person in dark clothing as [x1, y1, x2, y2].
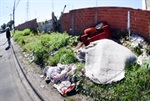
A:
[6, 27, 11, 46]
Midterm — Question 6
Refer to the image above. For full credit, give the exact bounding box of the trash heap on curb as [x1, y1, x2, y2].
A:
[41, 63, 77, 96]
[22, 33, 149, 96]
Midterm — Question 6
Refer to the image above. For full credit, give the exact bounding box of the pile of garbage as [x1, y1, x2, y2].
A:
[35, 34, 149, 95]
[41, 63, 76, 96]
[121, 34, 150, 66]
[76, 34, 149, 84]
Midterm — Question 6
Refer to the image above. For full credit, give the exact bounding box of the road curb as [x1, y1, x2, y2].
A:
[11, 40, 44, 101]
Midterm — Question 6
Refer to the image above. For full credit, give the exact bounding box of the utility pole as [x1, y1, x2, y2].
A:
[13, 0, 16, 32]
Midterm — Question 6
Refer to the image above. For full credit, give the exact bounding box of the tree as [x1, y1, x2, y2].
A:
[1, 23, 6, 30]
[7, 20, 14, 30]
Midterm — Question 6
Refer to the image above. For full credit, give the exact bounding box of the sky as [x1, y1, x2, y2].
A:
[0, 0, 142, 26]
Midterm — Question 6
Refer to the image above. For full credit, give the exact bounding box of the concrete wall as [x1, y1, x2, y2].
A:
[38, 20, 53, 33]
[62, 7, 150, 42]
[15, 19, 38, 31]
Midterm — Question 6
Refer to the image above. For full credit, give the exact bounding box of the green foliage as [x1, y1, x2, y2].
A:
[1, 23, 6, 30]
[13, 29, 37, 46]
[76, 63, 150, 101]
[75, 62, 85, 75]
[48, 48, 77, 66]
[7, 20, 14, 30]
[142, 57, 150, 69]
[33, 41, 45, 65]
[132, 46, 142, 56]
[40, 33, 69, 51]
[32, 33, 72, 66]
[68, 36, 79, 46]
[22, 29, 31, 36]
[13, 30, 77, 66]
[13, 30, 25, 45]
[13, 29, 150, 100]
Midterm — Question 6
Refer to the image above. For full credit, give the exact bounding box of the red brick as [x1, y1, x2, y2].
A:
[62, 7, 150, 41]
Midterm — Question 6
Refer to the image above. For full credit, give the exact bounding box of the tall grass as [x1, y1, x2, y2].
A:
[13, 29, 150, 100]
[76, 63, 150, 101]
[13, 30, 78, 66]
[48, 48, 77, 66]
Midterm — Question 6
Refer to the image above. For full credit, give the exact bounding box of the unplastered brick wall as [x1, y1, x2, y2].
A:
[62, 7, 150, 42]
[15, 18, 38, 31]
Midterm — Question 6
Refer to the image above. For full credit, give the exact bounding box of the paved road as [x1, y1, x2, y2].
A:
[0, 32, 40, 101]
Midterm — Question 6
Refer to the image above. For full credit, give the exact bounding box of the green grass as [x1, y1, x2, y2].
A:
[76, 63, 150, 101]
[13, 29, 150, 100]
[48, 47, 77, 66]
[13, 30, 78, 66]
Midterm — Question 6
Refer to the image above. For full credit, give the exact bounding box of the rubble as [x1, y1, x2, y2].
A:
[130, 34, 144, 47]
[121, 34, 150, 65]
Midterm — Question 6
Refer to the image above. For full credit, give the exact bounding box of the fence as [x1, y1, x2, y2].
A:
[62, 7, 150, 42]
[15, 19, 38, 31]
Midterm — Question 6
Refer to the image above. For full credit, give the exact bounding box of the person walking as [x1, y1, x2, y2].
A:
[6, 27, 11, 47]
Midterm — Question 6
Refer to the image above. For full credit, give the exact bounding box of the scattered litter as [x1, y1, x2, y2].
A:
[40, 85, 45, 89]
[27, 51, 34, 62]
[23, 52, 29, 57]
[40, 75, 44, 78]
[53, 81, 75, 95]
[121, 34, 149, 65]
[130, 34, 144, 47]
[43, 64, 76, 95]
[50, 48, 57, 56]
[23, 51, 34, 62]
[137, 52, 149, 65]
[76, 47, 86, 62]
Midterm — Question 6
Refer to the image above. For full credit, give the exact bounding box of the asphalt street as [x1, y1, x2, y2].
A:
[0, 32, 40, 101]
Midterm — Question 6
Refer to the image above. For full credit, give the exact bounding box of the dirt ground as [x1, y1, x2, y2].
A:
[12, 41, 93, 101]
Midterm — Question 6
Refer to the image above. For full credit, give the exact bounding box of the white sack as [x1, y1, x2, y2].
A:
[85, 39, 137, 84]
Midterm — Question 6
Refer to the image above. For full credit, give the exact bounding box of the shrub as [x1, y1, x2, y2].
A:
[13, 30, 26, 45]
[48, 48, 77, 66]
[33, 41, 45, 65]
[22, 29, 31, 36]
[24, 33, 74, 66]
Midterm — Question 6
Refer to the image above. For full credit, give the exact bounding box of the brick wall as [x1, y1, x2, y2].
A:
[62, 7, 150, 42]
[15, 19, 38, 31]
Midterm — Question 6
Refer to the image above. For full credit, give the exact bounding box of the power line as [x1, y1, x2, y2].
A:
[15, 0, 21, 9]
[0, 0, 21, 20]
[1, 9, 12, 15]
[0, 10, 12, 18]
[26, 0, 29, 21]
